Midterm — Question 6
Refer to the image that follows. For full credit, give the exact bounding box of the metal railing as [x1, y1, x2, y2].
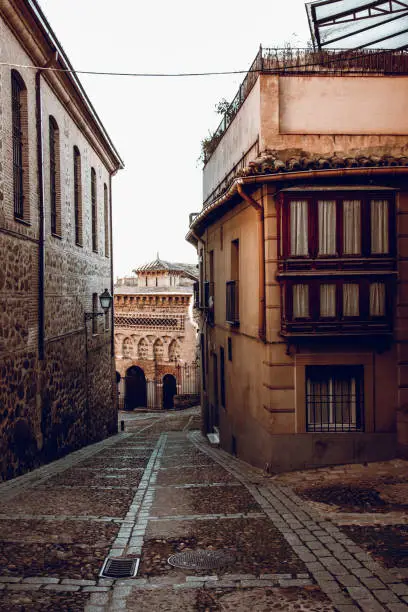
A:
[204, 47, 408, 166]
[226, 280, 239, 325]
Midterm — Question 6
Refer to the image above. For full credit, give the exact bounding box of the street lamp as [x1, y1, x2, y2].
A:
[84, 288, 113, 322]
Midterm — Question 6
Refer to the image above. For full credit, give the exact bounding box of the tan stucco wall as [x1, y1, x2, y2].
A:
[279, 76, 408, 135]
[203, 79, 261, 202]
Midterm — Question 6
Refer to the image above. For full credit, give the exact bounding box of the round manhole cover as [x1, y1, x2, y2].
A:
[168, 549, 235, 570]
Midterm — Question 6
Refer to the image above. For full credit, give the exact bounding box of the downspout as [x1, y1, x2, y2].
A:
[109, 173, 115, 358]
[237, 182, 266, 342]
[36, 53, 58, 361]
[35, 68, 45, 360]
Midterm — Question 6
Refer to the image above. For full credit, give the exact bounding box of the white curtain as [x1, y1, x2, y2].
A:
[371, 200, 389, 254]
[293, 284, 309, 318]
[320, 284, 336, 317]
[307, 373, 357, 430]
[318, 200, 336, 256]
[343, 283, 359, 317]
[370, 282, 386, 316]
[290, 200, 308, 256]
[343, 200, 361, 255]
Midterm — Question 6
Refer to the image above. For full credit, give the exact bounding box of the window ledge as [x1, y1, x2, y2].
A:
[76, 242, 83, 248]
[51, 232, 62, 240]
[14, 217, 31, 227]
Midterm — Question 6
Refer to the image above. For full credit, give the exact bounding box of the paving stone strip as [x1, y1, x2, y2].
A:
[0, 433, 132, 501]
[189, 431, 408, 612]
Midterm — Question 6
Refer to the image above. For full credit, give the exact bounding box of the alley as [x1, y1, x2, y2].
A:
[0, 411, 407, 611]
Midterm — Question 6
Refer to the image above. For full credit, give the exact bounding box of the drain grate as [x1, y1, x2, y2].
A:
[168, 549, 235, 570]
[99, 557, 140, 579]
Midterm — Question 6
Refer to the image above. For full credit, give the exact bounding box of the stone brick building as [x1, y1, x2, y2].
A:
[188, 46, 408, 472]
[114, 257, 199, 409]
[0, 0, 123, 481]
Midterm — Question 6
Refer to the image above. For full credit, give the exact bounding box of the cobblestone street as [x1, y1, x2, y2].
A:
[0, 409, 407, 611]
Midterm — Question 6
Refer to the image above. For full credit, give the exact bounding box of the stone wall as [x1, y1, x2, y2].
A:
[0, 9, 119, 481]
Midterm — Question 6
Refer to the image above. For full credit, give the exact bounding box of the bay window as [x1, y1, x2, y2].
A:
[293, 284, 309, 318]
[369, 282, 386, 317]
[320, 284, 336, 317]
[281, 191, 394, 263]
[343, 283, 359, 317]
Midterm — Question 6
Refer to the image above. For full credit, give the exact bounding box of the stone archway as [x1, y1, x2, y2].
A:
[125, 366, 147, 410]
[162, 374, 177, 410]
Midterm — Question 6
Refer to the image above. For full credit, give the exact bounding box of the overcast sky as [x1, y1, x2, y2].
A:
[37, 0, 311, 278]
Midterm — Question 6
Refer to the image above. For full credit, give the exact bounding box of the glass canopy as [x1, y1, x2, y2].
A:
[306, 0, 408, 49]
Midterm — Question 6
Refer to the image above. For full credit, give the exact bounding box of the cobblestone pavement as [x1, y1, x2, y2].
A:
[0, 410, 407, 611]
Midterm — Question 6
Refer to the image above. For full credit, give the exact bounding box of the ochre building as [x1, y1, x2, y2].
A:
[188, 47, 408, 472]
[0, 0, 123, 480]
[114, 258, 199, 410]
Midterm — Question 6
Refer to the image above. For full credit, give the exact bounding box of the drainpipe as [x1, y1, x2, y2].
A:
[36, 53, 59, 361]
[109, 173, 115, 358]
[237, 182, 266, 342]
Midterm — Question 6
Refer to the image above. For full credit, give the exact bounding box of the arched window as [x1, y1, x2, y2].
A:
[153, 338, 164, 361]
[11, 71, 28, 221]
[123, 337, 132, 359]
[168, 339, 181, 362]
[91, 168, 97, 252]
[138, 338, 148, 360]
[73, 146, 82, 245]
[49, 116, 61, 235]
[104, 183, 109, 257]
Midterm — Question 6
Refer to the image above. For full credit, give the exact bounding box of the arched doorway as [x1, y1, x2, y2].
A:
[163, 374, 177, 410]
[125, 366, 147, 410]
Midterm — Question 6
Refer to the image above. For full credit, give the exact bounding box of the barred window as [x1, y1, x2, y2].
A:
[104, 183, 109, 257]
[11, 71, 27, 220]
[306, 365, 364, 432]
[73, 147, 82, 245]
[91, 168, 97, 252]
[49, 117, 60, 235]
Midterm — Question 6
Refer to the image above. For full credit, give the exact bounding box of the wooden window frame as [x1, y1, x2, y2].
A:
[285, 276, 392, 324]
[280, 190, 395, 263]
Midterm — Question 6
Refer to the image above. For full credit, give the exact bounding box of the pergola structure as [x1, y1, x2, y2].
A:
[306, 0, 408, 49]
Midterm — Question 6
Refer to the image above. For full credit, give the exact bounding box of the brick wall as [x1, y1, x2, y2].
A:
[0, 12, 119, 481]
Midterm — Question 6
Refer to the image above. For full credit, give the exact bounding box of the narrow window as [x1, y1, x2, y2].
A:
[227, 337, 232, 361]
[199, 249, 204, 307]
[343, 284, 359, 317]
[74, 147, 82, 245]
[91, 168, 97, 252]
[227, 240, 239, 324]
[104, 183, 109, 257]
[293, 284, 309, 318]
[371, 200, 389, 254]
[92, 293, 98, 335]
[306, 365, 364, 432]
[343, 200, 361, 255]
[320, 284, 336, 318]
[49, 117, 61, 235]
[290, 200, 308, 256]
[318, 200, 336, 256]
[105, 308, 110, 331]
[369, 282, 386, 316]
[11, 71, 28, 221]
[220, 346, 225, 408]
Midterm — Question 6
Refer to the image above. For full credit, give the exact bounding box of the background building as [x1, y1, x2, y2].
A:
[188, 46, 408, 472]
[114, 257, 199, 410]
[0, 0, 123, 481]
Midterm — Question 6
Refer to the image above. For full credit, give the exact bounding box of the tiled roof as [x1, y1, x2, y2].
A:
[241, 151, 408, 176]
[134, 258, 198, 278]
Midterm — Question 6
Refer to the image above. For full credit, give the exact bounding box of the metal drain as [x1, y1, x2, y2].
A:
[168, 549, 235, 570]
[99, 557, 140, 578]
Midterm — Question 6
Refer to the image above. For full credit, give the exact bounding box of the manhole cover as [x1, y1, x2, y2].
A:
[168, 549, 235, 570]
[99, 557, 140, 578]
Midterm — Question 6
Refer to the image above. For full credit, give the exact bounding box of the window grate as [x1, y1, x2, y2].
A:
[12, 73, 24, 219]
[306, 365, 364, 433]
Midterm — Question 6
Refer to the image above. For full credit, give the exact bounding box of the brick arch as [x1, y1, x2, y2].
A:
[138, 337, 148, 360]
[168, 339, 181, 362]
[153, 337, 164, 361]
[122, 337, 133, 359]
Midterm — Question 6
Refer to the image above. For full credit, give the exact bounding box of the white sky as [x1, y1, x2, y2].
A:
[37, 0, 311, 278]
